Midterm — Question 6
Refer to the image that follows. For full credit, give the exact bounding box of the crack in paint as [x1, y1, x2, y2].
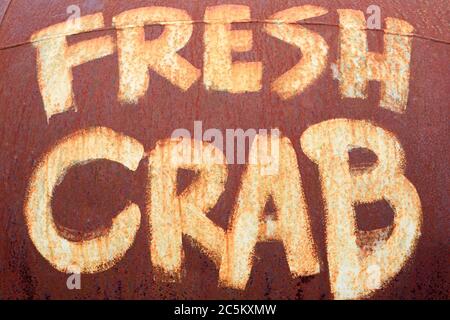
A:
[0, 19, 449, 52]
[0, 0, 12, 27]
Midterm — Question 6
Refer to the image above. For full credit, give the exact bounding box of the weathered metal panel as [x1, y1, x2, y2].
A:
[0, 0, 448, 300]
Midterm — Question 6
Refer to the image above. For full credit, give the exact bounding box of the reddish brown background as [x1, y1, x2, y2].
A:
[0, 0, 448, 299]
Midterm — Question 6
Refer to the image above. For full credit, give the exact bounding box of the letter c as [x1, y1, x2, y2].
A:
[24, 127, 144, 273]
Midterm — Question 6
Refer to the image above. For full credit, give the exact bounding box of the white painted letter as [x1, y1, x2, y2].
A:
[264, 6, 329, 100]
[220, 134, 319, 289]
[113, 7, 200, 104]
[301, 119, 422, 299]
[24, 127, 144, 273]
[337, 10, 414, 113]
[31, 13, 115, 121]
[204, 5, 262, 93]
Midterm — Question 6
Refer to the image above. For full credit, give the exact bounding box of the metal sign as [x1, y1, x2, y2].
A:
[0, 0, 448, 300]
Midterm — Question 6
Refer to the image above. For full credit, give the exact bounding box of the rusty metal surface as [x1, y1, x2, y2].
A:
[0, 0, 448, 299]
